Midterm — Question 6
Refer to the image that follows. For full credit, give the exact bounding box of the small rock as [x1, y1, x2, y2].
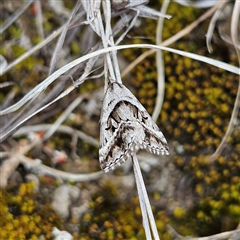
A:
[71, 203, 88, 222]
[52, 227, 73, 240]
[51, 185, 80, 220]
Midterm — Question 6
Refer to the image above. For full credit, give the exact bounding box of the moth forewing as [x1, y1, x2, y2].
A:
[99, 82, 169, 172]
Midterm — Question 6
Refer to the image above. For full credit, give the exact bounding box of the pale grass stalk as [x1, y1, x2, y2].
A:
[2, 43, 239, 116]
[0, 0, 34, 34]
[14, 124, 99, 147]
[0, 12, 85, 76]
[121, 3, 222, 78]
[132, 154, 160, 240]
[152, 0, 170, 122]
[210, 1, 240, 161]
[18, 155, 103, 182]
[206, 1, 228, 53]
[48, 0, 81, 75]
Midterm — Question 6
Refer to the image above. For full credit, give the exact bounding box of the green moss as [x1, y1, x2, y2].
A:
[0, 182, 62, 240]
[79, 182, 149, 239]
[173, 207, 186, 219]
[10, 45, 38, 72]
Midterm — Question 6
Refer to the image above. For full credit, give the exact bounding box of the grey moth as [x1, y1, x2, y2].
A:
[99, 82, 169, 172]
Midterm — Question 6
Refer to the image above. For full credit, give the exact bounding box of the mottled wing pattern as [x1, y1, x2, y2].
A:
[99, 82, 169, 172]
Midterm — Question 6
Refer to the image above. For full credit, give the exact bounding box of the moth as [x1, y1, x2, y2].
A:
[99, 82, 169, 172]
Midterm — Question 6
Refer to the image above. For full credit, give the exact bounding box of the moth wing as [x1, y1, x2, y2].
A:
[140, 120, 169, 155]
[99, 82, 169, 172]
[137, 109, 169, 155]
[99, 122, 137, 172]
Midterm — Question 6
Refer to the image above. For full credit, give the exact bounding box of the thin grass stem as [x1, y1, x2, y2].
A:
[132, 154, 160, 240]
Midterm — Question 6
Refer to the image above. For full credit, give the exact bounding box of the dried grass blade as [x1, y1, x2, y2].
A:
[49, 0, 81, 75]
